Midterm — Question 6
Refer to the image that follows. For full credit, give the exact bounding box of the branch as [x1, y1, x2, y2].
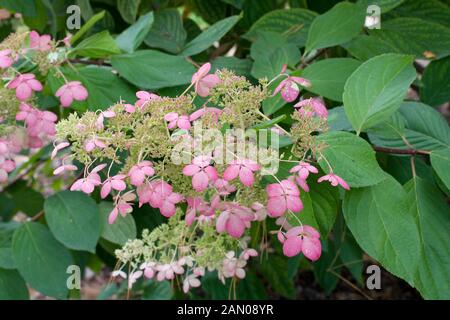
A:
[373, 146, 431, 155]
[69, 58, 111, 67]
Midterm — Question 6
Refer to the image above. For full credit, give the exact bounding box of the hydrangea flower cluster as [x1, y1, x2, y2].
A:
[55, 62, 350, 293]
[0, 30, 88, 185]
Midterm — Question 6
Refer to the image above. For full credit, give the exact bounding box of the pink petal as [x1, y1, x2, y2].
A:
[226, 214, 245, 238]
[283, 236, 303, 257]
[223, 164, 239, 181]
[239, 167, 254, 187]
[192, 171, 209, 191]
[183, 164, 200, 176]
[267, 197, 287, 217]
[302, 237, 322, 261]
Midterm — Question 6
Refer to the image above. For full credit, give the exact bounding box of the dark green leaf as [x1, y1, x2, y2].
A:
[12, 222, 73, 299]
[0, 268, 29, 300]
[144, 9, 186, 54]
[44, 191, 100, 252]
[244, 8, 317, 47]
[430, 147, 450, 190]
[421, 56, 450, 107]
[117, 0, 141, 24]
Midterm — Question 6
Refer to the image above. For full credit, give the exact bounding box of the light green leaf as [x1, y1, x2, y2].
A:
[421, 56, 450, 107]
[116, 11, 154, 53]
[430, 147, 450, 190]
[12, 222, 73, 299]
[343, 176, 420, 288]
[117, 0, 141, 24]
[0, 268, 29, 300]
[144, 9, 186, 54]
[305, 2, 365, 53]
[244, 8, 317, 47]
[72, 30, 121, 58]
[317, 131, 386, 187]
[309, 179, 340, 237]
[111, 50, 196, 89]
[343, 53, 416, 133]
[99, 202, 136, 246]
[181, 15, 241, 57]
[44, 191, 100, 252]
[368, 102, 450, 151]
[71, 10, 105, 44]
[404, 177, 450, 299]
[302, 58, 362, 102]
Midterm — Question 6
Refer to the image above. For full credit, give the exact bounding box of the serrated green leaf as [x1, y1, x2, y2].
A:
[181, 15, 241, 57]
[386, 0, 450, 28]
[116, 11, 154, 53]
[343, 53, 416, 133]
[12, 222, 73, 299]
[317, 131, 386, 187]
[302, 58, 362, 102]
[71, 10, 105, 45]
[305, 2, 365, 53]
[211, 57, 252, 76]
[244, 8, 317, 47]
[44, 191, 100, 252]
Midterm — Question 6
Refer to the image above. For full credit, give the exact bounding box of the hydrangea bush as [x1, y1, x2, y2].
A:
[0, 0, 449, 300]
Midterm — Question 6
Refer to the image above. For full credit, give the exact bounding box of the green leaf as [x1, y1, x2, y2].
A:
[357, 0, 405, 13]
[302, 58, 362, 102]
[111, 50, 196, 90]
[317, 131, 386, 187]
[12, 222, 73, 299]
[0, 211, 21, 261]
[305, 2, 365, 53]
[342, 34, 397, 61]
[309, 179, 340, 236]
[368, 102, 450, 151]
[181, 15, 241, 57]
[343, 53, 416, 133]
[117, 0, 141, 24]
[5, 181, 44, 216]
[99, 202, 136, 246]
[49, 66, 136, 111]
[71, 10, 105, 44]
[44, 191, 100, 253]
[0, 268, 29, 300]
[385, 0, 450, 28]
[258, 255, 296, 298]
[211, 57, 252, 76]
[142, 280, 173, 300]
[116, 11, 154, 53]
[244, 8, 317, 47]
[144, 9, 186, 54]
[367, 18, 450, 59]
[72, 30, 121, 58]
[343, 176, 420, 288]
[250, 32, 301, 79]
[404, 177, 450, 299]
[421, 56, 450, 107]
[313, 240, 341, 295]
[430, 147, 450, 190]
[327, 106, 353, 132]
